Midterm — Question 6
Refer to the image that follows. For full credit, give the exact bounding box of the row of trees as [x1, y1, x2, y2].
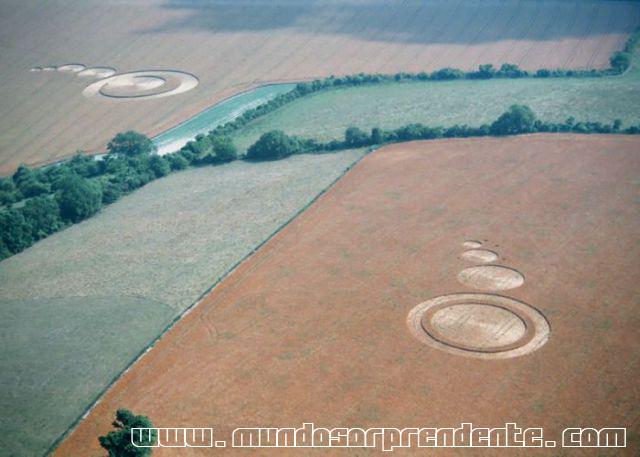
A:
[0, 130, 237, 260]
[242, 105, 639, 161]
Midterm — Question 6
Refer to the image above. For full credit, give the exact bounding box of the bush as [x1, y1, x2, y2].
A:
[107, 131, 156, 157]
[99, 409, 156, 456]
[57, 174, 103, 223]
[490, 105, 537, 135]
[371, 127, 383, 145]
[246, 130, 299, 161]
[12, 164, 50, 198]
[165, 152, 189, 170]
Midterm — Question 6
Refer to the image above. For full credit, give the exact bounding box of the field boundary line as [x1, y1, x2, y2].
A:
[43, 147, 376, 456]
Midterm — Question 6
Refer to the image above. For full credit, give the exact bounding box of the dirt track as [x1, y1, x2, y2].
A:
[55, 135, 640, 456]
[2, 0, 639, 173]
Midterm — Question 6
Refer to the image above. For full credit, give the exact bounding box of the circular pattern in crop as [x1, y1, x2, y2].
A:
[457, 265, 524, 291]
[460, 249, 499, 263]
[407, 293, 549, 359]
[82, 70, 198, 100]
[57, 64, 86, 72]
[462, 240, 483, 249]
[77, 67, 117, 78]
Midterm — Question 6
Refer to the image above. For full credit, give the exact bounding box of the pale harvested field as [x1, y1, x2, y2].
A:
[0, 150, 364, 456]
[1, 0, 639, 173]
[55, 135, 640, 456]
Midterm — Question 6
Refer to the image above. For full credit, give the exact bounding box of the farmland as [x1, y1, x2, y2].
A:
[1, 0, 639, 173]
[231, 57, 640, 152]
[55, 135, 640, 456]
[0, 150, 365, 456]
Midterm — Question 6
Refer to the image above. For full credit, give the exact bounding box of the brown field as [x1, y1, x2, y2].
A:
[55, 135, 640, 456]
[2, 0, 640, 173]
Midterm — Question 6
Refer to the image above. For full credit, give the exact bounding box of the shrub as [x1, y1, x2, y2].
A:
[57, 174, 103, 223]
[246, 130, 299, 161]
[371, 127, 383, 145]
[99, 409, 156, 456]
[0, 209, 32, 254]
[490, 105, 537, 136]
[107, 131, 156, 157]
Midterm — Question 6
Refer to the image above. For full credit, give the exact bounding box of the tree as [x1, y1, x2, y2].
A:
[613, 119, 623, 131]
[20, 196, 64, 240]
[246, 130, 299, 161]
[211, 136, 237, 163]
[490, 105, 537, 136]
[148, 155, 170, 178]
[610, 51, 631, 73]
[371, 127, 383, 145]
[0, 208, 32, 254]
[57, 174, 102, 223]
[99, 409, 156, 457]
[12, 164, 50, 198]
[344, 127, 370, 147]
[107, 131, 156, 157]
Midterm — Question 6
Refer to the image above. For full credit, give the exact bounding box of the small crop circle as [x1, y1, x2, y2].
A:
[457, 265, 524, 291]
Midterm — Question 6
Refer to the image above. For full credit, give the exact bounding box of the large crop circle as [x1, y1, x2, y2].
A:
[82, 70, 198, 100]
[407, 293, 550, 359]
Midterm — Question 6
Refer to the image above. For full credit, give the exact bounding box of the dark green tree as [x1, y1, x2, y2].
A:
[149, 155, 170, 178]
[344, 127, 370, 147]
[490, 105, 537, 136]
[99, 409, 156, 457]
[371, 127, 383, 145]
[20, 196, 64, 240]
[12, 164, 50, 198]
[0, 208, 33, 254]
[107, 131, 156, 157]
[246, 130, 299, 161]
[57, 174, 103, 223]
[211, 136, 238, 163]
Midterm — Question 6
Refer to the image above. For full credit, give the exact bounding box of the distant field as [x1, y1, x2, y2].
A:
[0, 150, 364, 456]
[55, 135, 640, 456]
[231, 59, 640, 152]
[1, 0, 639, 172]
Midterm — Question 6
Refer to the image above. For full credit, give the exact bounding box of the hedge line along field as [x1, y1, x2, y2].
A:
[55, 135, 640, 456]
[231, 56, 640, 152]
[1, 0, 639, 173]
[0, 150, 364, 456]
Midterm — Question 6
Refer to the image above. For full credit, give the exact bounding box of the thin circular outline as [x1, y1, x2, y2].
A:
[407, 293, 550, 359]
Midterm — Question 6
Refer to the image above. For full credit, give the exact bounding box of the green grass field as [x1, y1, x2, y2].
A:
[0, 150, 364, 456]
[231, 59, 640, 153]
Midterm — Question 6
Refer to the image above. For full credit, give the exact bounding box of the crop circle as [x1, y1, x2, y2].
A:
[407, 294, 550, 359]
[82, 70, 198, 100]
[457, 265, 524, 291]
[77, 67, 117, 78]
[460, 249, 499, 263]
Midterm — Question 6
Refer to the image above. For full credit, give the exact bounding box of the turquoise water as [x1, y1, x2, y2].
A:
[153, 83, 297, 154]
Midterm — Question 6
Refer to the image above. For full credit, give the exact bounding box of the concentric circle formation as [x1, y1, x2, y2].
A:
[77, 66, 117, 78]
[458, 265, 524, 291]
[57, 63, 86, 72]
[461, 249, 499, 263]
[82, 70, 198, 100]
[407, 294, 550, 359]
